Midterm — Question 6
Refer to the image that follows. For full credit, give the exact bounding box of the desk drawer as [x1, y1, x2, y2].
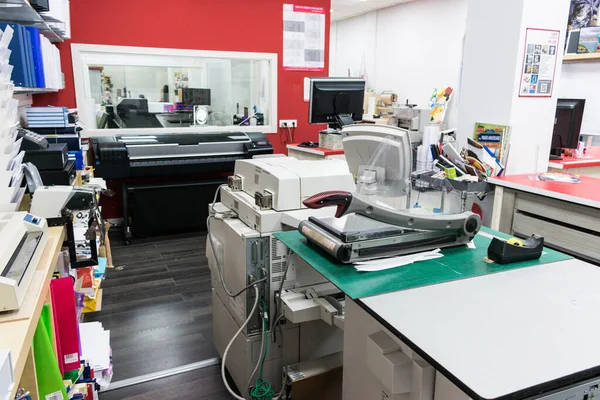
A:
[515, 192, 600, 233]
[514, 192, 600, 233]
[513, 213, 600, 262]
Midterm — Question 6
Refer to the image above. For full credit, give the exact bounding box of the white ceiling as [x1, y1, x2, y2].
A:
[331, 0, 415, 22]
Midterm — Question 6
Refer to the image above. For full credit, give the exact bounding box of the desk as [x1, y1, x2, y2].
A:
[489, 174, 600, 262]
[547, 146, 600, 177]
[277, 226, 600, 399]
[0, 226, 65, 400]
[286, 144, 346, 161]
[359, 259, 600, 400]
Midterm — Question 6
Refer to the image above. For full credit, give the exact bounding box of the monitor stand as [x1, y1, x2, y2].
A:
[549, 147, 563, 161]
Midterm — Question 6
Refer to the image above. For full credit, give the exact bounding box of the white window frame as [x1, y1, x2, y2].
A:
[71, 43, 278, 138]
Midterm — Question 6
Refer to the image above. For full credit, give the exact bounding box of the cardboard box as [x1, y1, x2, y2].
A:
[286, 352, 343, 400]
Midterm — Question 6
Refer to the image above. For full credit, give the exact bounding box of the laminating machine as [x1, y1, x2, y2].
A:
[299, 124, 482, 263]
[0, 212, 48, 311]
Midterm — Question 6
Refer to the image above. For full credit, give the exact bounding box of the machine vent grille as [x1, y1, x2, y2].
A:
[254, 174, 260, 185]
[271, 237, 283, 261]
[233, 200, 239, 210]
[272, 261, 286, 274]
[272, 275, 282, 283]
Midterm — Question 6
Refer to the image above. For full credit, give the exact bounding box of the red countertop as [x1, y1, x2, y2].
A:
[287, 144, 345, 156]
[488, 174, 600, 209]
[548, 147, 600, 170]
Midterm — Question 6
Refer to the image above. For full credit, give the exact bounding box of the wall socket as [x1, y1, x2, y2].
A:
[279, 119, 297, 128]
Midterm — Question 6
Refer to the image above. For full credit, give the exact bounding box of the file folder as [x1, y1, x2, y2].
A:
[50, 277, 81, 375]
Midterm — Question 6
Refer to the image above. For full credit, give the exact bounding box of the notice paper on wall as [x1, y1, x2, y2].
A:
[519, 28, 560, 98]
[283, 4, 325, 71]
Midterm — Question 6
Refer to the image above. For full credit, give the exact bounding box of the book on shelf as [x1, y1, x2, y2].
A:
[26, 106, 69, 114]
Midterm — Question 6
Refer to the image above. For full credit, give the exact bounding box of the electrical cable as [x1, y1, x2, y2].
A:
[207, 185, 267, 298]
[250, 299, 275, 400]
[274, 321, 289, 400]
[271, 248, 292, 341]
[285, 126, 293, 144]
[222, 285, 260, 400]
[247, 302, 266, 390]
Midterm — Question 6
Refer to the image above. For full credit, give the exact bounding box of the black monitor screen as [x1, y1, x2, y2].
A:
[309, 78, 365, 128]
[553, 98, 585, 151]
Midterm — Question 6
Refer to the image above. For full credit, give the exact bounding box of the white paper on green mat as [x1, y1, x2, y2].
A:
[354, 249, 444, 272]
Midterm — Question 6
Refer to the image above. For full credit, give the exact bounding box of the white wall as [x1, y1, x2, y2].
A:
[102, 66, 169, 102]
[558, 63, 600, 134]
[330, 0, 468, 127]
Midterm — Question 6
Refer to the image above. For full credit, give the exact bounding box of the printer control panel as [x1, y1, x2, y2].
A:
[23, 213, 42, 225]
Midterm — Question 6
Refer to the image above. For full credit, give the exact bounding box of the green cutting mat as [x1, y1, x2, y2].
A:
[274, 227, 572, 299]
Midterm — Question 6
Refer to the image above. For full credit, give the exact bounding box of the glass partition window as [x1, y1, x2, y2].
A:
[72, 44, 277, 135]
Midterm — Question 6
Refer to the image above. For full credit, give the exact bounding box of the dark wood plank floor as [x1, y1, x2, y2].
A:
[84, 230, 233, 398]
[99, 366, 234, 400]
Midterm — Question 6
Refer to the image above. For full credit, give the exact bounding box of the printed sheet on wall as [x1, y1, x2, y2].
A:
[519, 28, 559, 98]
[283, 4, 325, 71]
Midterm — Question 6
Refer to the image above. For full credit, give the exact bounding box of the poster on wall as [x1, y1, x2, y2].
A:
[283, 4, 325, 71]
[567, 0, 599, 33]
[519, 28, 560, 98]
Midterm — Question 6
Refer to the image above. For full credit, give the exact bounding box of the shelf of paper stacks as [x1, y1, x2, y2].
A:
[0, 27, 25, 212]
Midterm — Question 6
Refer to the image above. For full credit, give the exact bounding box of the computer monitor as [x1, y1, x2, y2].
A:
[550, 98, 585, 160]
[309, 78, 365, 129]
[180, 88, 211, 106]
[117, 98, 163, 128]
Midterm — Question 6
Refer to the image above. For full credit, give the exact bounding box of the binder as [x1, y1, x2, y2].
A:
[25, 27, 45, 88]
[50, 277, 81, 375]
[22, 27, 36, 87]
[0, 23, 27, 86]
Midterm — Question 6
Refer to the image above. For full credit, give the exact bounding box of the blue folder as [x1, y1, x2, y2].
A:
[25, 27, 45, 88]
[22, 26, 36, 87]
[0, 23, 28, 86]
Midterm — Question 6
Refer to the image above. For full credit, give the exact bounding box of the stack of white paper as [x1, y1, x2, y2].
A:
[0, 26, 26, 213]
[40, 34, 62, 90]
[354, 249, 444, 272]
[79, 322, 111, 371]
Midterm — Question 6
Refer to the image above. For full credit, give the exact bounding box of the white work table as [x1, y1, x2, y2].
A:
[358, 258, 600, 400]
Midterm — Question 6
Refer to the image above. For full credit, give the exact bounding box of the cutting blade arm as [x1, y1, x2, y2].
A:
[303, 191, 481, 237]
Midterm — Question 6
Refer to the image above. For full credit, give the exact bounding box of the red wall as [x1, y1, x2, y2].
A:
[35, 0, 331, 154]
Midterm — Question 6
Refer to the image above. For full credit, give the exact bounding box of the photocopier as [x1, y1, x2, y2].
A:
[207, 155, 355, 398]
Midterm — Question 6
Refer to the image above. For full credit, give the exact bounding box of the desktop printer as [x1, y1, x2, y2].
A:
[0, 212, 48, 311]
[30, 186, 101, 268]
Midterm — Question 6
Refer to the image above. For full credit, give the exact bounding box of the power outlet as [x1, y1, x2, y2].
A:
[279, 119, 298, 128]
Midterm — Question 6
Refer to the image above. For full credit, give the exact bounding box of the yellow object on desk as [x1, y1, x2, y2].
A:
[507, 238, 524, 247]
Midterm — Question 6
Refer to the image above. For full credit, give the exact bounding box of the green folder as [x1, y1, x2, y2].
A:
[40, 303, 54, 353]
[33, 305, 68, 400]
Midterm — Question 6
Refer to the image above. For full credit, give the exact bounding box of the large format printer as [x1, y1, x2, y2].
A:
[89, 132, 273, 242]
[207, 156, 355, 398]
[90, 132, 273, 179]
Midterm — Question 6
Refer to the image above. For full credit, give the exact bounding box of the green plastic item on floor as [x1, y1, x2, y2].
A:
[33, 305, 68, 400]
[273, 226, 572, 299]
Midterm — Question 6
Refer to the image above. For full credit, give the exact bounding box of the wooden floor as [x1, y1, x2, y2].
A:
[87, 231, 233, 399]
[99, 366, 234, 400]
